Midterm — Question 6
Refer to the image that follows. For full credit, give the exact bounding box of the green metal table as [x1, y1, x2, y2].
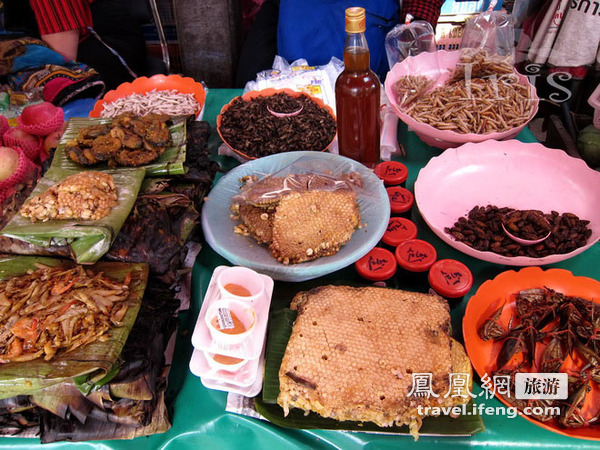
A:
[1, 89, 599, 449]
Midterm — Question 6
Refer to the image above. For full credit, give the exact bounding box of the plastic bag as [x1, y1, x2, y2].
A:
[384, 17, 437, 71]
[459, 7, 515, 68]
[244, 56, 342, 113]
[231, 155, 367, 208]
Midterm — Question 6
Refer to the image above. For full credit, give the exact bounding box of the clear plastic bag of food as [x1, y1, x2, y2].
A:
[384, 17, 437, 71]
[457, 6, 515, 80]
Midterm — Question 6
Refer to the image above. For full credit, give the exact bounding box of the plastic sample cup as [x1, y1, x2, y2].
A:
[386, 186, 414, 218]
[394, 238, 437, 292]
[203, 350, 248, 372]
[217, 266, 265, 303]
[428, 259, 473, 302]
[355, 247, 397, 286]
[205, 298, 257, 345]
[374, 160, 408, 187]
[381, 217, 418, 249]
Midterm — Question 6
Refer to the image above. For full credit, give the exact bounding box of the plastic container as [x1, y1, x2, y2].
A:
[428, 258, 473, 303]
[386, 185, 414, 218]
[381, 217, 417, 249]
[587, 81, 600, 129]
[216, 265, 266, 303]
[374, 160, 408, 187]
[190, 265, 274, 393]
[395, 238, 437, 292]
[355, 246, 397, 287]
[205, 298, 257, 345]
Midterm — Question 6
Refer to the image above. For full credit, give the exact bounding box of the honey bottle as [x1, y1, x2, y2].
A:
[335, 7, 380, 168]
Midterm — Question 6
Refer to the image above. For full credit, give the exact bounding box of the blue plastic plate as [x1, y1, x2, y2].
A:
[202, 152, 390, 281]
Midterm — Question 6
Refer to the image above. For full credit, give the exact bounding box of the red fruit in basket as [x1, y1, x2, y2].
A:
[0, 146, 21, 181]
[17, 101, 64, 136]
[2, 127, 42, 162]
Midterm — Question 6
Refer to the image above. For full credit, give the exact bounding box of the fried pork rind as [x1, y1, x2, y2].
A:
[231, 172, 362, 264]
[19, 171, 118, 223]
[278, 285, 471, 439]
[0, 265, 131, 363]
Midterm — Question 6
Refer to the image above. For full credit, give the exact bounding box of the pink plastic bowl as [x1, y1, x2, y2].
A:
[17, 102, 64, 136]
[384, 50, 539, 150]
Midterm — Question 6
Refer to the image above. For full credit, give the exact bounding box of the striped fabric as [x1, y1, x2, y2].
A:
[29, 0, 93, 37]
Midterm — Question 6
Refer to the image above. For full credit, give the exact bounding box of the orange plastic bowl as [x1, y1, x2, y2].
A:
[464, 266, 600, 440]
[90, 74, 206, 118]
[216, 88, 337, 161]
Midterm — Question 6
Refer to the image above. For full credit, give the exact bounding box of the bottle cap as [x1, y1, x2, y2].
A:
[386, 186, 414, 215]
[428, 259, 473, 298]
[345, 7, 366, 33]
[395, 239, 437, 272]
[355, 247, 397, 281]
[374, 161, 408, 186]
[382, 217, 417, 247]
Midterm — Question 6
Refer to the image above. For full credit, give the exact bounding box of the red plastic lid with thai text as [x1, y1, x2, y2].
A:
[374, 161, 408, 186]
[382, 217, 418, 247]
[386, 186, 414, 214]
[428, 259, 473, 298]
[395, 239, 437, 272]
[355, 247, 397, 281]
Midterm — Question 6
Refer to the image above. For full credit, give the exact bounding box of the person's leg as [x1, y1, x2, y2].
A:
[235, 0, 280, 88]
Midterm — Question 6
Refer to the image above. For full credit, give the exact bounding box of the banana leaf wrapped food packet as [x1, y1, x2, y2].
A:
[51, 116, 188, 177]
[0, 256, 148, 399]
[0, 167, 145, 264]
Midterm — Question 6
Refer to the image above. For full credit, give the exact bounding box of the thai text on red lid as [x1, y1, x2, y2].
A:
[355, 247, 397, 281]
[382, 217, 417, 247]
[395, 238, 437, 272]
[428, 259, 473, 298]
[374, 161, 408, 186]
[386, 186, 413, 214]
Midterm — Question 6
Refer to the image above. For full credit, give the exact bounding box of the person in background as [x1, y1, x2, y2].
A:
[236, 0, 445, 87]
[5, 0, 148, 90]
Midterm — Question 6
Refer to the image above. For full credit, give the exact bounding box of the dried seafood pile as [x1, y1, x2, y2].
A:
[231, 173, 362, 264]
[100, 89, 200, 118]
[0, 265, 130, 363]
[65, 113, 171, 167]
[394, 50, 535, 134]
[480, 288, 600, 428]
[218, 92, 336, 158]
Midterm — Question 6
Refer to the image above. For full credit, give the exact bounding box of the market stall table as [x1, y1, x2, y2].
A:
[1, 89, 599, 449]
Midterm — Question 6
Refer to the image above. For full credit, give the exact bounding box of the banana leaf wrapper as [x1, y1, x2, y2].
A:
[0, 256, 149, 400]
[0, 167, 146, 264]
[259, 308, 485, 436]
[51, 117, 187, 177]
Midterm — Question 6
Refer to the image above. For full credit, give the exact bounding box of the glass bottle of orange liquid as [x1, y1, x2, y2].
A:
[335, 7, 380, 168]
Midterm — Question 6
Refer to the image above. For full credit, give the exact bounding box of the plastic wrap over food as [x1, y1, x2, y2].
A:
[385, 19, 437, 71]
[231, 155, 368, 208]
[201, 151, 390, 281]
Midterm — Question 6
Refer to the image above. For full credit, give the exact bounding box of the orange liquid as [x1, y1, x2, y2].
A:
[335, 47, 380, 168]
[211, 310, 247, 335]
[212, 353, 245, 365]
[224, 283, 252, 297]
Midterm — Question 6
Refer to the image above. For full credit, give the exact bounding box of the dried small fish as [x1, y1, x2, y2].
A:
[100, 89, 200, 118]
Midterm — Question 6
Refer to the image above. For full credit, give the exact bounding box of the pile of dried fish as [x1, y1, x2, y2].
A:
[100, 89, 200, 118]
[0, 265, 130, 363]
[480, 288, 600, 428]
